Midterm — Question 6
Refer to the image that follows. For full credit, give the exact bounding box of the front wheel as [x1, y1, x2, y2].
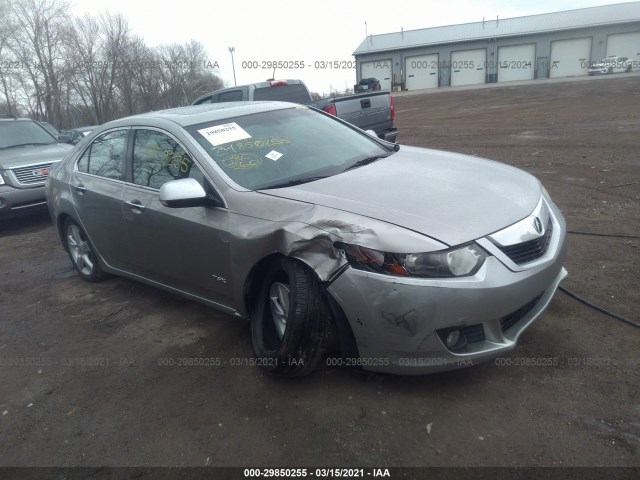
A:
[251, 257, 331, 377]
[63, 218, 107, 282]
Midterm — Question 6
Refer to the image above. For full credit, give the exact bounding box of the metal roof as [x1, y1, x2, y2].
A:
[354, 2, 640, 55]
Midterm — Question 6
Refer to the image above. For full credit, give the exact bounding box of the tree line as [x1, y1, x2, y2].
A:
[0, 0, 224, 129]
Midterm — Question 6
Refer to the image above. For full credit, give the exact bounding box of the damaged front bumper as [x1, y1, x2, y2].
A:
[327, 245, 568, 375]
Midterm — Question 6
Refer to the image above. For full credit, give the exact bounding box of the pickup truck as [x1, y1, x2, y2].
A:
[192, 79, 398, 143]
[354, 77, 381, 92]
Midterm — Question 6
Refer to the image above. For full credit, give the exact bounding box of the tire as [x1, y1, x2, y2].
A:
[251, 257, 331, 377]
[63, 218, 107, 282]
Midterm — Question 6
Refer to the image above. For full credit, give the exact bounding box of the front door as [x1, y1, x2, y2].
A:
[121, 128, 233, 307]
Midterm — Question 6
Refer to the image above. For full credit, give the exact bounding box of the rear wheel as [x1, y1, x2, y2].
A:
[251, 257, 331, 377]
[63, 218, 107, 282]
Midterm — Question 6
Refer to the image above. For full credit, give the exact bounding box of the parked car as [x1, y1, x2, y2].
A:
[0, 115, 74, 218]
[61, 125, 98, 145]
[47, 102, 567, 377]
[192, 79, 397, 143]
[36, 121, 59, 137]
[588, 56, 632, 75]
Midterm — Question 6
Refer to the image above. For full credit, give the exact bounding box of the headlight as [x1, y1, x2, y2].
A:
[0, 172, 5, 185]
[335, 242, 488, 278]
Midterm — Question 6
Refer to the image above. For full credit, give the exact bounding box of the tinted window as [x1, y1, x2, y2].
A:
[77, 130, 126, 180]
[132, 129, 205, 190]
[253, 84, 310, 103]
[219, 90, 244, 102]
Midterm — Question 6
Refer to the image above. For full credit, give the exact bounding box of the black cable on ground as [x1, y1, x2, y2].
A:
[567, 230, 640, 239]
[559, 285, 640, 328]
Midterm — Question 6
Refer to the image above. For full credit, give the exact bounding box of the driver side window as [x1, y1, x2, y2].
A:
[132, 129, 205, 190]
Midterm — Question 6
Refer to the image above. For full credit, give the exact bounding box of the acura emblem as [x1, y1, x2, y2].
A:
[533, 217, 543, 235]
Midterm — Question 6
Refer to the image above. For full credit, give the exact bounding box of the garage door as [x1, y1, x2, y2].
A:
[550, 38, 591, 78]
[405, 54, 439, 90]
[360, 60, 392, 91]
[606, 32, 640, 69]
[498, 44, 535, 82]
[450, 49, 486, 86]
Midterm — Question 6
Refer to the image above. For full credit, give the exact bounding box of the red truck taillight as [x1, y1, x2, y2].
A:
[323, 104, 337, 116]
[390, 95, 395, 121]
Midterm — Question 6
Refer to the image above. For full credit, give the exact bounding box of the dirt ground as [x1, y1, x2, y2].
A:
[0, 75, 638, 470]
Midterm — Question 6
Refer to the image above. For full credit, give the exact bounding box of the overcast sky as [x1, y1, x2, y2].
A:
[72, 0, 624, 96]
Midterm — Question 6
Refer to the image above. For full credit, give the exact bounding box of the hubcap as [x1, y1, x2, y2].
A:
[67, 224, 94, 276]
[269, 281, 290, 339]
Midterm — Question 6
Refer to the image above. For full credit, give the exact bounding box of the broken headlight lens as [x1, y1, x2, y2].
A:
[335, 242, 487, 278]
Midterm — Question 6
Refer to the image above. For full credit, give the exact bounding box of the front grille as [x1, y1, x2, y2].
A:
[500, 293, 543, 332]
[11, 162, 55, 186]
[498, 219, 553, 265]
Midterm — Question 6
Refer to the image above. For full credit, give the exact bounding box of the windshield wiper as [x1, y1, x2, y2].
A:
[260, 176, 329, 190]
[343, 154, 389, 172]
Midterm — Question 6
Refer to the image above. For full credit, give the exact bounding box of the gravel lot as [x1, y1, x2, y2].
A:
[0, 75, 638, 470]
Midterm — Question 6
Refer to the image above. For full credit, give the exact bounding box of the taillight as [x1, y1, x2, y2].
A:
[269, 80, 288, 87]
[390, 95, 395, 121]
[323, 104, 337, 116]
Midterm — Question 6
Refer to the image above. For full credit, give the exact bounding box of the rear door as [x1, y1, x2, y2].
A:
[121, 127, 233, 306]
[70, 128, 131, 270]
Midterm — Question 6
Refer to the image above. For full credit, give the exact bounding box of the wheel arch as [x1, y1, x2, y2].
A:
[56, 212, 72, 252]
[243, 252, 359, 360]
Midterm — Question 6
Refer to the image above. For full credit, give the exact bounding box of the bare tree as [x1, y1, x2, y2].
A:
[68, 12, 130, 124]
[0, 1, 224, 124]
[0, 0, 19, 115]
[7, 0, 72, 125]
[156, 40, 223, 108]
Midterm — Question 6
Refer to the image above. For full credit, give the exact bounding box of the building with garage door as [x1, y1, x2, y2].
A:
[353, 2, 640, 91]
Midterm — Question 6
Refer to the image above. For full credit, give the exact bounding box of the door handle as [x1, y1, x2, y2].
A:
[72, 183, 86, 194]
[125, 200, 146, 211]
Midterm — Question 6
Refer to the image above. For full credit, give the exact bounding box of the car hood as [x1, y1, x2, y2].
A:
[261, 146, 541, 246]
[0, 143, 74, 170]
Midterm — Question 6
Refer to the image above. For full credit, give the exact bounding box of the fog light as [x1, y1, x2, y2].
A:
[446, 330, 461, 348]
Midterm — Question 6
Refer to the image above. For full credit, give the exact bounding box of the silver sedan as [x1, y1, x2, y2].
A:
[46, 102, 567, 376]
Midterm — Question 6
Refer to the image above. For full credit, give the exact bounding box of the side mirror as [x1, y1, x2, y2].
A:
[159, 178, 221, 208]
[58, 134, 74, 144]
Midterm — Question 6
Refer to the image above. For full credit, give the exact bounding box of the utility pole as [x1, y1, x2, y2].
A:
[229, 47, 237, 86]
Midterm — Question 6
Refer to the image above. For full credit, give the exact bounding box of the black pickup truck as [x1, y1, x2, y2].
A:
[192, 79, 397, 143]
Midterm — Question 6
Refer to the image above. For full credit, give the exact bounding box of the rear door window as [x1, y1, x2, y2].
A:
[77, 130, 127, 180]
[219, 90, 244, 102]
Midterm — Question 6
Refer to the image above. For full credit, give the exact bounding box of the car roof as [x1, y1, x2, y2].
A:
[104, 101, 299, 130]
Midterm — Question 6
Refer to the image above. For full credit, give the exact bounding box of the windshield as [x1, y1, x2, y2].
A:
[0, 120, 56, 149]
[185, 106, 392, 190]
